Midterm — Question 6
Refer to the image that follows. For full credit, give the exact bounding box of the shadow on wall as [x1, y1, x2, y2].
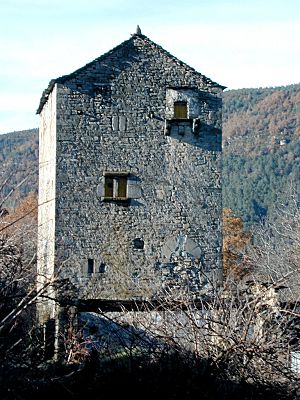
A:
[76, 311, 168, 354]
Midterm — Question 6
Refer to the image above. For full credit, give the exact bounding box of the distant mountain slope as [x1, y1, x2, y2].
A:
[223, 84, 299, 152]
[0, 129, 38, 208]
[222, 83, 300, 227]
[1, 83, 299, 226]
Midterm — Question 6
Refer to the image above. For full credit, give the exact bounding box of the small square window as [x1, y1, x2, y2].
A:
[104, 173, 128, 200]
[99, 263, 107, 273]
[133, 238, 144, 249]
[174, 101, 188, 119]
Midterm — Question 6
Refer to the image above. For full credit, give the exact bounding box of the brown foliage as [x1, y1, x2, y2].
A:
[1, 192, 38, 235]
[223, 84, 300, 156]
[222, 208, 251, 278]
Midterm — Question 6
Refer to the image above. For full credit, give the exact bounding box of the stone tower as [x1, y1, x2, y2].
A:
[37, 30, 225, 325]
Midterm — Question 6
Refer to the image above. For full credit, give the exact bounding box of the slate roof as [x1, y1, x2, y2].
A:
[37, 32, 226, 114]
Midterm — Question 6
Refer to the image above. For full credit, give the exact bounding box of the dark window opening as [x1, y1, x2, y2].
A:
[88, 258, 94, 273]
[44, 319, 55, 360]
[99, 263, 107, 273]
[118, 176, 127, 198]
[104, 177, 114, 198]
[104, 173, 128, 200]
[98, 172, 141, 202]
[133, 238, 144, 250]
[174, 101, 188, 119]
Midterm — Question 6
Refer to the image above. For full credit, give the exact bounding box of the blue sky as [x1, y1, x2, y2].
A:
[1, 0, 299, 134]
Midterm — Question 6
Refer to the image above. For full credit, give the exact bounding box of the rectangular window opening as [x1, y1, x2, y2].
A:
[104, 176, 114, 198]
[174, 101, 188, 119]
[88, 258, 94, 274]
[117, 176, 127, 198]
[103, 173, 129, 200]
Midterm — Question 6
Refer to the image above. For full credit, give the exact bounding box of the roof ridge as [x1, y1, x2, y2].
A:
[37, 33, 225, 114]
[134, 34, 225, 89]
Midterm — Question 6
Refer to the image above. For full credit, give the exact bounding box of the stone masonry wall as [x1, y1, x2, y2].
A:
[40, 34, 223, 301]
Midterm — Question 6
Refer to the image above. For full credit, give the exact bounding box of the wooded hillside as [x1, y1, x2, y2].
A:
[0, 129, 38, 208]
[223, 83, 300, 227]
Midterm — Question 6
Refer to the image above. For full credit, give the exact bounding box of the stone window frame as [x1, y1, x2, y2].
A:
[87, 258, 107, 275]
[165, 87, 201, 135]
[97, 172, 141, 202]
[103, 172, 129, 201]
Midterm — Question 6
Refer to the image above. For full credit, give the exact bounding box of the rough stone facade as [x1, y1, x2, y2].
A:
[37, 31, 225, 322]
